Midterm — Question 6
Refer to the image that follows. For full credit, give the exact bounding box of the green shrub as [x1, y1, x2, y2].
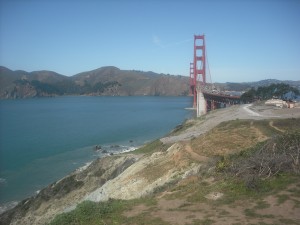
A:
[216, 131, 300, 189]
[49, 199, 124, 225]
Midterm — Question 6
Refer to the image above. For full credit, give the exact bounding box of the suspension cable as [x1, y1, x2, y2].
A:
[206, 46, 214, 89]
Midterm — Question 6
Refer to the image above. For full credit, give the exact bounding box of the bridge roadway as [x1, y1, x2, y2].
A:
[202, 91, 241, 111]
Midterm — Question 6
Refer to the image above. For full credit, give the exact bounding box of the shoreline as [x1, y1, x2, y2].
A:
[0, 93, 194, 210]
[0, 121, 187, 214]
[0, 144, 141, 214]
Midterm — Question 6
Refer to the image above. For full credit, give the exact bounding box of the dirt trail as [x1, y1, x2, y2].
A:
[269, 120, 285, 133]
[184, 144, 208, 162]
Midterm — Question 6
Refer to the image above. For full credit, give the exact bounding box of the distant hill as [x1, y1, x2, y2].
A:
[0, 66, 189, 99]
[1, 66, 299, 99]
[71, 66, 189, 96]
[215, 79, 300, 92]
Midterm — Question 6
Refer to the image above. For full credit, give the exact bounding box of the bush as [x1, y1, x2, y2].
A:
[218, 131, 300, 189]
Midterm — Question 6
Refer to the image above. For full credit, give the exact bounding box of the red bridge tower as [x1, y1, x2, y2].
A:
[190, 34, 206, 108]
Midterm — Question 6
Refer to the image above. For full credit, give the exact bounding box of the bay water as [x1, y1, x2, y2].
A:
[0, 96, 193, 210]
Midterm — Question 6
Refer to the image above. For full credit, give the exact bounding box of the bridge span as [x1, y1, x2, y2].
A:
[203, 91, 241, 111]
[195, 89, 241, 117]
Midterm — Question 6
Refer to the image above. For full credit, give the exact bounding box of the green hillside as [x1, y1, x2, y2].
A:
[0, 66, 189, 98]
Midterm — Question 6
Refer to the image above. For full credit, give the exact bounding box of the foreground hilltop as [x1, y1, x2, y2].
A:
[0, 66, 189, 98]
[1, 103, 299, 225]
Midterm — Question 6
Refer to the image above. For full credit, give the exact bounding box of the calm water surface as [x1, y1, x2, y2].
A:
[0, 96, 193, 206]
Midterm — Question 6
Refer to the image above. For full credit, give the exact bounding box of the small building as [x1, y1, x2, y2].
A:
[265, 99, 299, 109]
[265, 99, 287, 108]
[286, 101, 296, 108]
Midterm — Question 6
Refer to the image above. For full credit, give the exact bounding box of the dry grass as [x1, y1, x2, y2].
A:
[123, 118, 300, 224]
[123, 175, 300, 225]
[190, 118, 300, 157]
[273, 118, 300, 131]
[191, 120, 269, 157]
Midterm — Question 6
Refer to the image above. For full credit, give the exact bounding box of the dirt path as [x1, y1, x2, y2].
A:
[269, 120, 285, 133]
[184, 144, 208, 162]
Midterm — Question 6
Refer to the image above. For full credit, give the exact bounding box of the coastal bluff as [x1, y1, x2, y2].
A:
[1, 103, 300, 225]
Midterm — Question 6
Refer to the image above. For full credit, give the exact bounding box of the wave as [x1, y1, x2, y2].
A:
[0, 178, 7, 185]
[93, 144, 138, 155]
[0, 201, 18, 215]
[75, 144, 139, 174]
[118, 146, 138, 153]
[76, 161, 92, 173]
[106, 145, 138, 154]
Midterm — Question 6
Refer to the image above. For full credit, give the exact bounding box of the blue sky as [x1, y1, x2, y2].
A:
[0, 0, 299, 82]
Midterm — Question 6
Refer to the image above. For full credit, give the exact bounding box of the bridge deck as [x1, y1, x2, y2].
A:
[202, 91, 241, 100]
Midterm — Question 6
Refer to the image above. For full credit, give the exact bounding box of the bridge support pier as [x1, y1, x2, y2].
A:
[196, 89, 206, 117]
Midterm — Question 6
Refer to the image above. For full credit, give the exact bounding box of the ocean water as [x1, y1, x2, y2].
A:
[0, 96, 193, 208]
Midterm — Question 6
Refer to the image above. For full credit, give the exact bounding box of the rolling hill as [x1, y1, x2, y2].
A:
[0, 66, 189, 98]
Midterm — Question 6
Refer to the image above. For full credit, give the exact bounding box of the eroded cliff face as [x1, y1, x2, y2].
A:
[84, 143, 201, 202]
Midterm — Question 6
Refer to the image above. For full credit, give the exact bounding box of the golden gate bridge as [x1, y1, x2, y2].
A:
[190, 34, 241, 117]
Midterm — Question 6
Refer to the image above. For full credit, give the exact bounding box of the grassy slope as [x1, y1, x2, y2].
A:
[49, 118, 300, 225]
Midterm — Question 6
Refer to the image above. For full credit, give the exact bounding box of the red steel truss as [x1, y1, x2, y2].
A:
[189, 62, 194, 95]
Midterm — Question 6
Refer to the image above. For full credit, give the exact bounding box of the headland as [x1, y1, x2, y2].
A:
[1, 102, 299, 225]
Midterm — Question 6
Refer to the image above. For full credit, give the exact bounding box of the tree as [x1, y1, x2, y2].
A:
[241, 83, 299, 102]
[240, 88, 256, 103]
